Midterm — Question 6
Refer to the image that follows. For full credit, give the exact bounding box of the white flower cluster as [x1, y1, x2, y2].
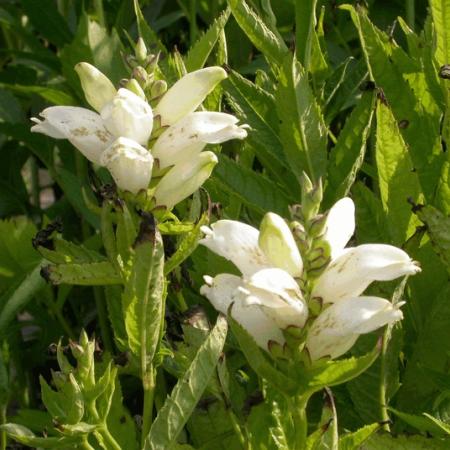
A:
[200, 198, 420, 361]
[31, 62, 247, 209]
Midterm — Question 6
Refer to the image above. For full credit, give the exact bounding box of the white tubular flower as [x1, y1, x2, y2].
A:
[100, 137, 153, 194]
[201, 274, 285, 349]
[306, 296, 404, 361]
[313, 244, 421, 304]
[154, 67, 227, 126]
[152, 112, 248, 170]
[199, 220, 270, 277]
[153, 151, 218, 210]
[74, 62, 116, 112]
[100, 88, 153, 145]
[259, 213, 303, 277]
[31, 106, 113, 164]
[324, 197, 355, 260]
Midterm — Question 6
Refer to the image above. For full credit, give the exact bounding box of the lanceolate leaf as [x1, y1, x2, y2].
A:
[276, 54, 328, 184]
[133, 0, 166, 54]
[295, 0, 318, 71]
[227, 0, 288, 66]
[123, 214, 165, 374]
[429, 0, 450, 67]
[339, 423, 380, 450]
[185, 8, 230, 72]
[144, 316, 228, 450]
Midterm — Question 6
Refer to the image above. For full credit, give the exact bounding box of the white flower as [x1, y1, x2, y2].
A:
[200, 215, 309, 349]
[153, 151, 218, 210]
[100, 137, 153, 194]
[31, 88, 152, 165]
[152, 112, 247, 170]
[306, 296, 403, 360]
[154, 67, 227, 126]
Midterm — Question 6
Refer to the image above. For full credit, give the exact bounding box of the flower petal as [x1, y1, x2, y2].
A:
[199, 220, 269, 277]
[313, 244, 421, 303]
[245, 268, 308, 329]
[31, 106, 113, 164]
[201, 274, 284, 349]
[324, 197, 355, 260]
[153, 151, 217, 210]
[154, 67, 227, 126]
[152, 112, 247, 170]
[258, 212, 303, 277]
[101, 88, 153, 145]
[75, 62, 117, 112]
[100, 137, 153, 194]
[306, 296, 403, 360]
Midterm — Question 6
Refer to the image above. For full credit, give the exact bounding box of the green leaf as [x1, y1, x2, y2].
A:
[429, 0, 450, 67]
[275, 54, 328, 184]
[228, 0, 289, 66]
[123, 214, 165, 374]
[0, 83, 76, 105]
[362, 433, 450, 450]
[389, 408, 447, 437]
[228, 314, 296, 395]
[375, 99, 423, 245]
[37, 239, 105, 265]
[165, 213, 208, 275]
[295, 0, 317, 71]
[44, 261, 121, 286]
[185, 8, 230, 72]
[21, 0, 73, 46]
[211, 154, 293, 217]
[0, 263, 45, 338]
[339, 423, 380, 450]
[133, 0, 166, 54]
[1, 423, 81, 449]
[299, 344, 380, 395]
[144, 315, 228, 450]
[324, 90, 375, 207]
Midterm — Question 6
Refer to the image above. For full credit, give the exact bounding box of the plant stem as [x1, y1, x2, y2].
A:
[81, 436, 96, 450]
[0, 405, 7, 450]
[291, 395, 309, 450]
[93, 287, 113, 353]
[29, 156, 40, 210]
[97, 426, 121, 450]
[379, 328, 391, 431]
[226, 408, 247, 449]
[141, 368, 156, 448]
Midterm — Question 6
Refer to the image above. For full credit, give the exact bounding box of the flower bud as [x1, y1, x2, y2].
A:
[258, 213, 303, 277]
[153, 151, 218, 209]
[100, 137, 153, 194]
[154, 67, 227, 126]
[75, 62, 116, 113]
[135, 37, 147, 63]
[150, 79, 168, 99]
[125, 79, 146, 99]
[100, 88, 153, 145]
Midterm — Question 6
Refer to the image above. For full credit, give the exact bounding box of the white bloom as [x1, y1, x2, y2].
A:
[74, 62, 116, 112]
[153, 151, 218, 210]
[31, 106, 113, 164]
[312, 244, 421, 304]
[100, 88, 153, 145]
[201, 274, 285, 349]
[154, 67, 227, 126]
[258, 212, 303, 277]
[100, 137, 153, 194]
[152, 112, 247, 170]
[306, 296, 404, 360]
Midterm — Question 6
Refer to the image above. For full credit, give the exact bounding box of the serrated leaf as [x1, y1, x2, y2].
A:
[295, 0, 317, 70]
[275, 54, 328, 184]
[212, 154, 293, 216]
[375, 99, 423, 245]
[339, 423, 380, 450]
[45, 261, 121, 286]
[144, 315, 228, 450]
[133, 0, 166, 54]
[429, 0, 450, 67]
[388, 408, 446, 437]
[228, 314, 296, 395]
[361, 433, 450, 450]
[123, 215, 165, 374]
[324, 90, 375, 207]
[185, 8, 230, 71]
[228, 0, 288, 66]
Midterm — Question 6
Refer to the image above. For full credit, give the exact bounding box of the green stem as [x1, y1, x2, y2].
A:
[55, 307, 76, 340]
[93, 287, 114, 353]
[379, 328, 391, 431]
[189, 0, 198, 45]
[94, 0, 106, 27]
[81, 436, 96, 450]
[0, 405, 7, 450]
[291, 395, 309, 450]
[226, 408, 247, 449]
[141, 368, 156, 448]
[97, 426, 121, 450]
[406, 0, 415, 31]
[30, 156, 40, 209]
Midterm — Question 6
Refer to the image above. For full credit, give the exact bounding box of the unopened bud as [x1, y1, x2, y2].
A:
[125, 78, 146, 99]
[150, 79, 168, 99]
[307, 213, 327, 238]
[135, 37, 147, 63]
[132, 66, 148, 86]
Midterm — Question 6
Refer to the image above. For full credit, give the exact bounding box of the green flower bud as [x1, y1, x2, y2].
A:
[135, 37, 147, 63]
